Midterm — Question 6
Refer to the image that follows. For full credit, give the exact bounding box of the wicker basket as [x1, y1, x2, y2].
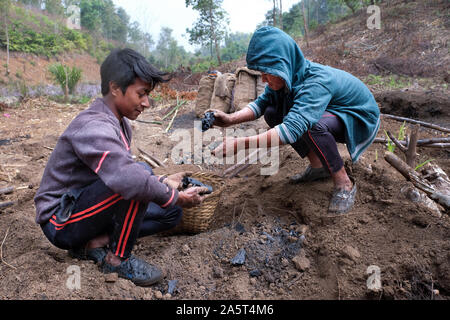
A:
[163, 171, 224, 235]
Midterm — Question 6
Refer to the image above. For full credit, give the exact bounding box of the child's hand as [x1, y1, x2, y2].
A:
[205, 109, 233, 127]
[162, 171, 192, 190]
[176, 187, 209, 208]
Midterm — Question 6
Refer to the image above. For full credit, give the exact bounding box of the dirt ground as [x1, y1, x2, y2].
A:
[0, 88, 449, 300]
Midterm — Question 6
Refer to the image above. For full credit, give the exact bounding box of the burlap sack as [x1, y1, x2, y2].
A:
[232, 67, 261, 112]
[256, 74, 267, 96]
[210, 72, 236, 113]
[195, 75, 216, 117]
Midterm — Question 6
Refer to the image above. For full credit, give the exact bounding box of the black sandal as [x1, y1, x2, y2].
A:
[101, 255, 163, 287]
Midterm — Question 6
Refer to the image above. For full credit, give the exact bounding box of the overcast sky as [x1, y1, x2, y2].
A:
[111, 0, 300, 52]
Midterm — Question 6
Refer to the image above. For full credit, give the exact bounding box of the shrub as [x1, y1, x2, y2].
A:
[48, 63, 82, 95]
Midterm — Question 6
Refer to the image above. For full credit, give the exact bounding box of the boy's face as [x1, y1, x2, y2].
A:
[261, 73, 285, 91]
[110, 77, 152, 120]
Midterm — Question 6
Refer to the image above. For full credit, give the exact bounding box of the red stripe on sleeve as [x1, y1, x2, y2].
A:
[95, 151, 110, 174]
[161, 189, 176, 208]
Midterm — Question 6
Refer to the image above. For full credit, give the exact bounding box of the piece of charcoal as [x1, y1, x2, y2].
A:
[168, 279, 178, 295]
[230, 248, 246, 265]
[234, 222, 246, 234]
[249, 269, 262, 277]
[201, 111, 216, 132]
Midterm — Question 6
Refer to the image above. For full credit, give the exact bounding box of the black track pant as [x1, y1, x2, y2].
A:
[41, 163, 182, 259]
[264, 106, 347, 173]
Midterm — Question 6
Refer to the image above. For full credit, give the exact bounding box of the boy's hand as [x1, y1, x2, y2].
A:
[205, 109, 233, 127]
[176, 187, 209, 208]
[163, 171, 192, 190]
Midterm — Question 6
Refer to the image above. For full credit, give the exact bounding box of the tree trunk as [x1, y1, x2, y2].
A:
[63, 64, 69, 103]
[5, 18, 9, 76]
[279, 0, 283, 29]
[272, 0, 277, 27]
[214, 36, 222, 65]
[3, 8, 10, 76]
[302, 0, 310, 47]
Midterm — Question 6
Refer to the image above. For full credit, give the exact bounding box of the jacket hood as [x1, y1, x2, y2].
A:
[246, 26, 308, 92]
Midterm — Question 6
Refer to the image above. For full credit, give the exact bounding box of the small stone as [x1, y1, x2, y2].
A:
[168, 279, 178, 295]
[199, 285, 206, 291]
[292, 253, 310, 271]
[213, 266, 224, 279]
[163, 293, 172, 299]
[181, 244, 191, 255]
[299, 225, 308, 234]
[104, 273, 118, 283]
[155, 291, 163, 299]
[341, 245, 361, 262]
[249, 278, 257, 285]
[281, 258, 289, 267]
[288, 236, 298, 243]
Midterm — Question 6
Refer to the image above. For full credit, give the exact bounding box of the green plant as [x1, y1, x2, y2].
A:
[415, 158, 434, 171]
[384, 121, 407, 153]
[384, 130, 396, 152]
[48, 63, 82, 95]
[398, 121, 407, 141]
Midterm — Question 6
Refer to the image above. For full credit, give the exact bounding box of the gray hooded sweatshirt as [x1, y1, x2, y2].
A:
[34, 98, 178, 224]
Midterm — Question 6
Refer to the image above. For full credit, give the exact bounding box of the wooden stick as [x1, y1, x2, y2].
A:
[406, 125, 420, 168]
[420, 143, 450, 149]
[386, 131, 407, 152]
[137, 147, 166, 168]
[223, 149, 259, 176]
[374, 137, 450, 145]
[139, 154, 159, 168]
[165, 108, 179, 132]
[0, 201, 14, 209]
[161, 100, 186, 121]
[0, 186, 14, 195]
[228, 163, 251, 178]
[135, 119, 162, 125]
[0, 227, 16, 269]
[417, 138, 450, 145]
[381, 114, 450, 133]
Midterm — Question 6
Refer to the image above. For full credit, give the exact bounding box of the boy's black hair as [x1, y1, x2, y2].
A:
[100, 48, 170, 96]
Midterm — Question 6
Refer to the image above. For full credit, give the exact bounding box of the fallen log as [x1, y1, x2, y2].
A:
[384, 152, 449, 211]
[381, 114, 450, 133]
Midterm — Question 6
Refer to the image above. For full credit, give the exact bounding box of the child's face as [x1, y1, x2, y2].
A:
[111, 77, 152, 120]
[261, 73, 285, 91]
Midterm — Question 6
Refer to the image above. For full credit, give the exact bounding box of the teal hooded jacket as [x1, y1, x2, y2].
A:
[246, 27, 380, 162]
